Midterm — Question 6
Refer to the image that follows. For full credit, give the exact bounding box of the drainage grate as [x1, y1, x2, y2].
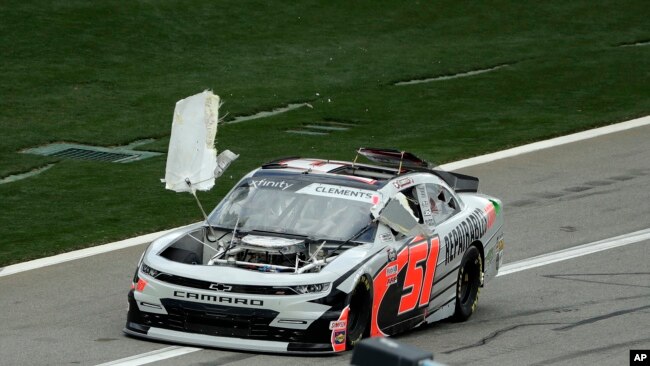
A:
[49, 148, 136, 162]
[21, 142, 162, 163]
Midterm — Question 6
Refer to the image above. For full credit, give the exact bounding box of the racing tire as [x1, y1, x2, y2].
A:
[346, 276, 372, 348]
[452, 246, 482, 322]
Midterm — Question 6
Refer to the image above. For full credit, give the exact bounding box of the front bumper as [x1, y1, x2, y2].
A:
[124, 290, 341, 354]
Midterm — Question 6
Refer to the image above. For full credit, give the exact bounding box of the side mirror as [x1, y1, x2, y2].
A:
[377, 199, 432, 237]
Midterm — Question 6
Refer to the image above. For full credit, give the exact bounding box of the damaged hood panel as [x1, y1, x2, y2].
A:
[164, 90, 235, 192]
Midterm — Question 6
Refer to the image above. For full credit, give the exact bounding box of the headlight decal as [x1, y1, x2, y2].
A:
[289, 283, 331, 295]
[141, 263, 162, 278]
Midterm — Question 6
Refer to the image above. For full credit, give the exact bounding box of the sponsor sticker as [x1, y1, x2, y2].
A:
[387, 276, 398, 286]
[250, 178, 294, 191]
[296, 183, 376, 203]
[444, 208, 490, 265]
[485, 248, 494, 264]
[392, 177, 414, 189]
[380, 232, 393, 243]
[415, 184, 435, 227]
[329, 321, 346, 330]
[334, 330, 346, 345]
[386, 264, 398, 276]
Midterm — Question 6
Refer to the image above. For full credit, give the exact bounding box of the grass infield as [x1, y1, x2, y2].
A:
[1, 1, 648, 266]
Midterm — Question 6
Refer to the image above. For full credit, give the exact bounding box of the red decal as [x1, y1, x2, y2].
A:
[485, 203, 496, 229]
[419, 238, 440, 307]
[372, 195, 380, 205]
[339, 175, 377, 184]
[398, 241, 428, 314]
[331, 306, 349, 352]
[135, 278, 147, 292]
[371, 247, 408, 337]
[397, 237, 440, 313]
[310, 160, 327, 166]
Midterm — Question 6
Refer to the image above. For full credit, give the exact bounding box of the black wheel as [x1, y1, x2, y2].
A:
[346, 276, 372, 348]
[453, 246, 482, 321]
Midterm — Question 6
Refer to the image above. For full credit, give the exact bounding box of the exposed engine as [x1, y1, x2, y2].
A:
[209, 234, 332, 273]
[160, 228, 337, 273]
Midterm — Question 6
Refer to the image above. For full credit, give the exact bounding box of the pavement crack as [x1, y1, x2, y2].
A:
[528, 336, 650, 366]
[554, 303, 650, 331]
[542, 272, 650, 289]
[441, 322, 564, 354]
[474, 293, 650, 323]
[560, 187, 616, 201]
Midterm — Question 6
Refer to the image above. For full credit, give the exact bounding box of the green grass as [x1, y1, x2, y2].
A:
[1, 1, 648, 266]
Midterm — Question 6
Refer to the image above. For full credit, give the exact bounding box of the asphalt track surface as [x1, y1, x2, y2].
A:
[1, 125, 649, 366]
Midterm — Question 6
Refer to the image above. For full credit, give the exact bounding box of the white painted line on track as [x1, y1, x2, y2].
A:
[498, 228, 650, 277]
[0, 224, 194, 278]
[95, 346, 201, 366]
[440, 115, 650, 171]
[0, 115, 648, 278]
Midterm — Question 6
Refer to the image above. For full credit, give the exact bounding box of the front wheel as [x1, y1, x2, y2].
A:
[346, 276, 371, 348]
[453, 246, 482, 321]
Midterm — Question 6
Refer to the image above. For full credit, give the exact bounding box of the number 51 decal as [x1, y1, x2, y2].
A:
[398, 237, 440, 314]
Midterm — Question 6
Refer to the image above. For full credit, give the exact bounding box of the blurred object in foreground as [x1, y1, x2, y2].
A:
[350, 337, 446, 366]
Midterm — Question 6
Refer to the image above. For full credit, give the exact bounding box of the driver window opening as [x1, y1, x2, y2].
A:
[394, 187, 424, 224]
[425, 184, 460, 225]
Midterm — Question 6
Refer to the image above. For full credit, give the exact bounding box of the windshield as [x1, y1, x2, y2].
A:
[208, 179, 376, 242]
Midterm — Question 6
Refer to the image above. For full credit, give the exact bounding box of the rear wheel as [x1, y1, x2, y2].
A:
[453, 246, 482, 321]
[346, 276, 371, 348]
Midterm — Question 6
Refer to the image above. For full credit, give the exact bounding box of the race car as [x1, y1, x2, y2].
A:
[124, 148, 504, 354]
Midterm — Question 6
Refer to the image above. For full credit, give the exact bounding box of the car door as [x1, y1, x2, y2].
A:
[373, 184, 442, 335]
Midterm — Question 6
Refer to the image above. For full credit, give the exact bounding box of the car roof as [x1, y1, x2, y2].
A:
[250, 164, 378, 190]
[254, 157, 413, 189]
[255, 157, 479, 193]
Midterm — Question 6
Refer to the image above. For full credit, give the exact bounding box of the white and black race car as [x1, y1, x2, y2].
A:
[125, 148, 505, 353]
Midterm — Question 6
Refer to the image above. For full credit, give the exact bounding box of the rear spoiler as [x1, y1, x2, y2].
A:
[430, 170, 479, 193]
[356, 148, 429, 169]
[356, 147, 479, 193]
